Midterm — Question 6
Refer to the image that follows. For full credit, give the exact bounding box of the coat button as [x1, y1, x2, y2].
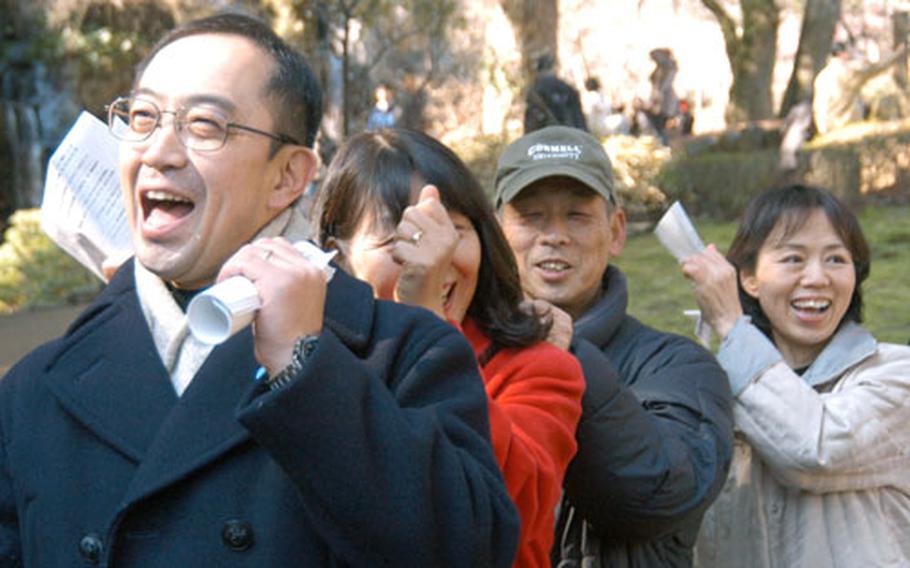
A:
[78, 533, 103, 564]
[221, 519, 255, 551]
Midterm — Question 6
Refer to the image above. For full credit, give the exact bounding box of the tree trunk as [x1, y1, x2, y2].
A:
[893, 10, 909, 89]
[499, 0, 559, 84]
[779, 0, 841, 117]
[702, 0, 779, 124]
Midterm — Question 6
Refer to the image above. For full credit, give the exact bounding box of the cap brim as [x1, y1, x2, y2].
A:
[498, 164, 613, 206]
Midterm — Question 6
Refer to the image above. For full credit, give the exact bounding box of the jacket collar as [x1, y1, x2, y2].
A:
[573, 264, 627, 348]
[322, 263, 374, 355]
[119, 325, 259, 505]
[802, 321, 877, 388]
[44, 259, 181, 463]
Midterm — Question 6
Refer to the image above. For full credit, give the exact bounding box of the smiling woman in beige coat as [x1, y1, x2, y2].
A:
[681, 184, 910, 567]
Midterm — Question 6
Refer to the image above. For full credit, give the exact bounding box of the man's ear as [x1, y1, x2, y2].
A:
[608, 207, 627, 256]
[739, 269, 760, 299]
[268, 146, 319, 210]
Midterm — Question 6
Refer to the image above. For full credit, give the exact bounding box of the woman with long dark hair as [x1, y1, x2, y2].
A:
[314, 128, 584, 567]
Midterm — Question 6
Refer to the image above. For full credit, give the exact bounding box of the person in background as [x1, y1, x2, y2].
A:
[0, 13, 519, 566]
[397, 69, 429, 132]
[677, 98, 694, 136]
[645, 47, 679, 145]
[366, 83, 399, 131]
[683, 184, 910, 567]
[524, 53, 588, 134]
[582, 76, 611, 139]
[314, 128, 585, 567]
[495, 125, 733, 567]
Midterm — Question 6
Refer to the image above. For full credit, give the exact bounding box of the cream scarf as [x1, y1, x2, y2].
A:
[134, 201, 314, 396]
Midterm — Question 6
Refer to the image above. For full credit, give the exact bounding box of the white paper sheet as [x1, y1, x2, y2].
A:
[41, 111, 132, 281]
[653, 201, 705, 262]
[655, 202, 712, 346]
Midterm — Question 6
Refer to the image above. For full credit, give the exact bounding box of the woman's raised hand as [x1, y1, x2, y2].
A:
[392, 184, 459, 318]
[680, 244, 743, 340]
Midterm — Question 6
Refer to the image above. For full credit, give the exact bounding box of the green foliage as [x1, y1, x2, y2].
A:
[615, 204, 910, 346]
[656, 148, 781, 219]
[804, 121, 910, 202]
[64, 26, 147, 76]
[0, 10, 65, 68]
[0, 210, 100, 315]
[603, 135, 672, 221]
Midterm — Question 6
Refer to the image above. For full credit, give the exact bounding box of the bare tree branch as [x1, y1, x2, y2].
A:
[701, 0, 740, 60]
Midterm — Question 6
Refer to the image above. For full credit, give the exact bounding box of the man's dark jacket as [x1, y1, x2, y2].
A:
[553, 266, 734, 567]
[0, 261, 519, 567]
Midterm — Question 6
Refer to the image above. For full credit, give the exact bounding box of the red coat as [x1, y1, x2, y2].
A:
[462, 318, 585, 567]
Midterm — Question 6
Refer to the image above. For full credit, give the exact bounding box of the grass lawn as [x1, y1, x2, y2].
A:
[614, 203, 910, 347]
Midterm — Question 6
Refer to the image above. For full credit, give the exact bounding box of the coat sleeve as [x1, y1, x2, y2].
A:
[483, 343, 584, 565]
[564, 336, 734, 541]
[235, 320, 519, 568]
[721, 322, 910, 493]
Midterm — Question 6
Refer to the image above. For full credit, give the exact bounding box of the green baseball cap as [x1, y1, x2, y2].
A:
[494, 126, 616, 208]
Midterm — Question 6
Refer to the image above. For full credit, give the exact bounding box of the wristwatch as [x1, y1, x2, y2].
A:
[265, 334, 319, 391]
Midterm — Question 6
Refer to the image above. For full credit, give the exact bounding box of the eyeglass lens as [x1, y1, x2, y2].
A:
[108, 98, 229, 151]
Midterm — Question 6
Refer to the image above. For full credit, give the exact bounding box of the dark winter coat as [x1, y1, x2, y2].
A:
[553, 266, 734, 567]
[0, 261, 519, 567]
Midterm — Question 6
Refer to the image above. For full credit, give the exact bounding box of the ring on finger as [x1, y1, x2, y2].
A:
[411, 229, 424, 245]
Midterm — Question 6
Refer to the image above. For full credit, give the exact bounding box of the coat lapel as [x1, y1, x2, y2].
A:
[43, 267, 178, 462]
[119, 328, 257, 506]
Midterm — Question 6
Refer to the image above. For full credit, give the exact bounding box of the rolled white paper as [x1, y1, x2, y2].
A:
[187, 241, 337, 345]
[654, 201, 705, 262]
[188, 276, 261, 345]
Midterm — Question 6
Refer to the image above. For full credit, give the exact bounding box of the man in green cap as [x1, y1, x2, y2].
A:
[495, 125, 733, 566]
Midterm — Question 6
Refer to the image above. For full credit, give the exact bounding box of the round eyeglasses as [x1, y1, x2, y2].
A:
[106, 96, 299, 152]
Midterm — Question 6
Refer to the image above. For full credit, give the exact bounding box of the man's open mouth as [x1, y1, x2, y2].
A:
[141, 189, 195, 229]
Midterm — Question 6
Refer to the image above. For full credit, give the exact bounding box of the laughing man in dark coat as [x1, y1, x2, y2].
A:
[0, 13, 518, 567]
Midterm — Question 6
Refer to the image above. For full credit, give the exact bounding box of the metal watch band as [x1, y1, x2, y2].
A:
[265, 334, 319, 391]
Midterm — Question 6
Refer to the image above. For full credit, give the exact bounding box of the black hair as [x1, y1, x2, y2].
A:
[315, 128, 550, 360]
[727, 184, 870, 337]
[134, 12, 322, 151]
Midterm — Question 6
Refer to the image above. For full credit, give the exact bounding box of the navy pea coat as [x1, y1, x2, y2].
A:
[0, 261, 519, 567]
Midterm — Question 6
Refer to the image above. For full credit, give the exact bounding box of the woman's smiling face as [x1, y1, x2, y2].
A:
[740, 208, 857, 368]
